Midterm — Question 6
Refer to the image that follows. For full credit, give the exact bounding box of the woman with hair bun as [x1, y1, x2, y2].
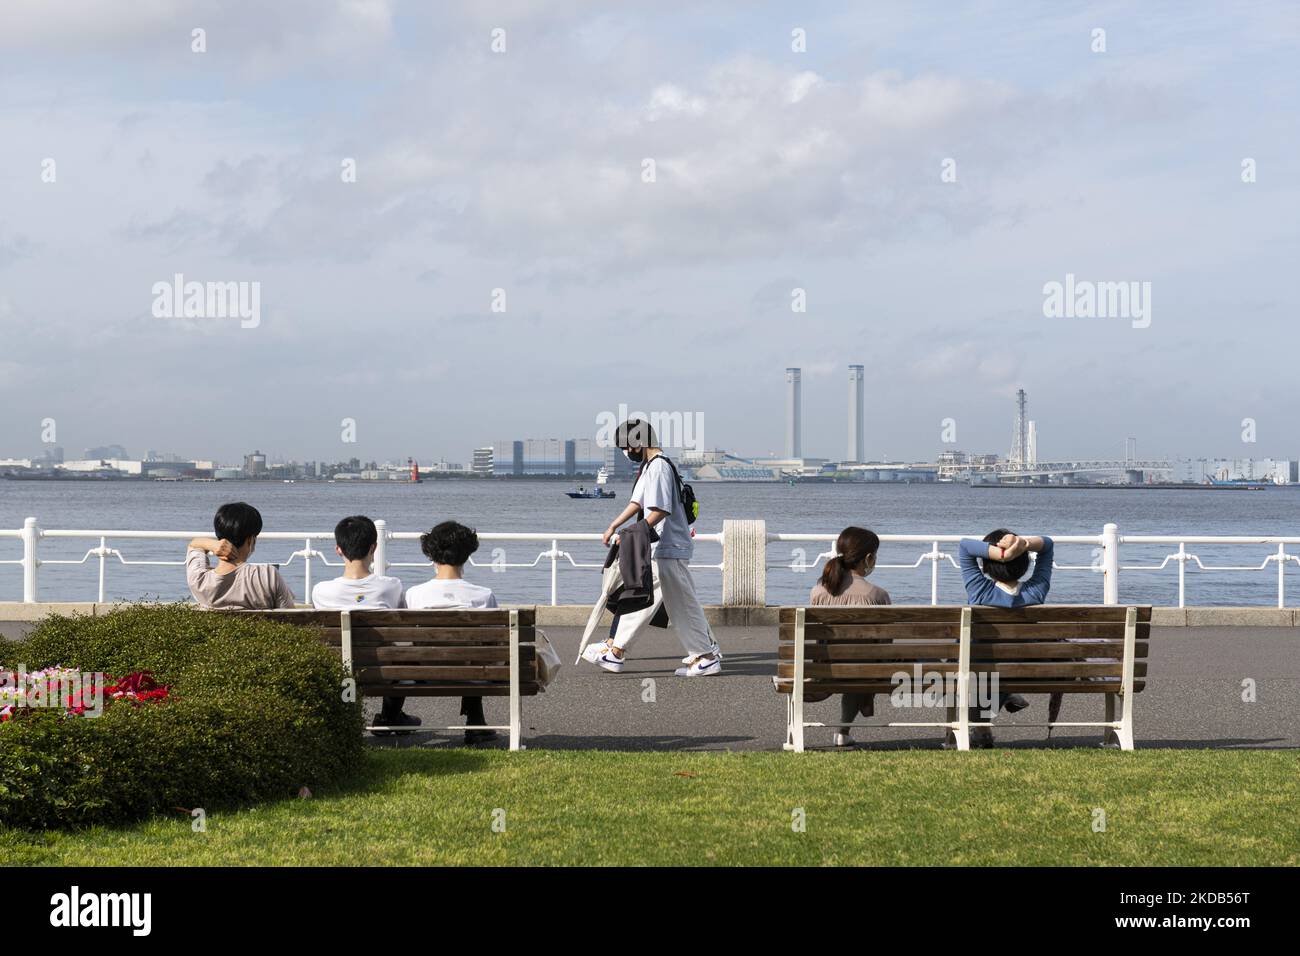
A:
[809, 526, 889, 747]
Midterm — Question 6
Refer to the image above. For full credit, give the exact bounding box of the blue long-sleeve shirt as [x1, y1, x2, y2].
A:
[958, 536, 1054, 607]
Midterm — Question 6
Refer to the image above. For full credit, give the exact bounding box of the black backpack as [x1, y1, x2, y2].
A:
[637, 455, 699, 525]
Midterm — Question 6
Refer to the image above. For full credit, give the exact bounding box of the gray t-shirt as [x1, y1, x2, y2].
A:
[186, 549, 296, 610]
[631, 455, 692, 561]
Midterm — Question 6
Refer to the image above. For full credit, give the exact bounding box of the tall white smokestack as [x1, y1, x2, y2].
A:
[785, 367, 802, 459]
[847, 365, 864, 464]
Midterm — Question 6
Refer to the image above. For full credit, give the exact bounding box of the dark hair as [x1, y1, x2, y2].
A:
[980, 528, 1030, 583]
[615, 418, 658, 450]
[334, 515, 378, 561]
[420, 521, 480, 567]
[819, 526, 880, 597]
[213, 502, 263, 549]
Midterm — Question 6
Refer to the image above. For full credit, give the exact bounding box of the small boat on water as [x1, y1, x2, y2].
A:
[567, 468, 615, 499]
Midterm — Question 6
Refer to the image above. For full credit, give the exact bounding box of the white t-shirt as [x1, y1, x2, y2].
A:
[404, 577, 498, 610]
[630, 455, 692, 560]
[311, 573, 405, 610]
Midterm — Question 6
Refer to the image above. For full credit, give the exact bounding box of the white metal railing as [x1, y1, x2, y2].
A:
[767, 531, 1112, 605]
[0, 517, 723, 606]
[766, 525, 1300, 608]
[3, 518, 1299, 607]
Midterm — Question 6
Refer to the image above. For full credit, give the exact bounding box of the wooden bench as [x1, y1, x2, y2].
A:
[237, 607, 539, 750]
[776, 605, 1152, 751]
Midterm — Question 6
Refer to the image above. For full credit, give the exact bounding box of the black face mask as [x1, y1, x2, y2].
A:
[624, 448, 645, 463]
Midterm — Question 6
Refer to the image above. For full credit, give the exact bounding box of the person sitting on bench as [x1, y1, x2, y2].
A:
[809, 526, 890, 748]
[186, 501, 295, 610]
[310, 515, 419, 736]
[957, 529, 1054, 747]
[405, 521, 500, 746]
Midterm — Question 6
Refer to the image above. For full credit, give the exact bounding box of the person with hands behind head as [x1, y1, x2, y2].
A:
[956, 528, 1055, 747]
[186, 501, 295, 610]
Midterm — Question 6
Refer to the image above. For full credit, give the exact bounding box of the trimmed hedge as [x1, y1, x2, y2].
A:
[0, 604, 363, 829]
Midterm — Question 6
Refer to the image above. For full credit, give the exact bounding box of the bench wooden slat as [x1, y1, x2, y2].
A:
[358, 684, 540, 697]
[969, 605, 1152, 623]
[780, 641, 1145, 661]
[778, 623, 963, 640]
[778, 642, 960, 660]
[778, 661, 1144, 679]
[970, 623, 1149, 640]
[778, 623, 1148, 641]
[236, 608, 536, 627]
[973, 641, 1145, 659]
[778, 605, 1152, 624]
[775, 680, 1145, 694]
[317, 626, 534, 645]
[356, 665, 527, 681]
[779, 607, 971, 624]
[349, 646, 537, 664]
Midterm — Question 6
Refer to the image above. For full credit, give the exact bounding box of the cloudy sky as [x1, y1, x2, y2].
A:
[0, 0, 1296, 466]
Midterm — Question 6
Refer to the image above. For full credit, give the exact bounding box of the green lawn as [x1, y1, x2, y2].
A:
[2, 749, 1296, 866]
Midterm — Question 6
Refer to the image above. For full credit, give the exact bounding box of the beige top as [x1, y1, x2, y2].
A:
[186, 549, 296, 610]
[809, 574, 891, 606]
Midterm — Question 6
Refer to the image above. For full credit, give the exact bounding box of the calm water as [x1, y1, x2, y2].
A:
[3, 479, 1299, 606]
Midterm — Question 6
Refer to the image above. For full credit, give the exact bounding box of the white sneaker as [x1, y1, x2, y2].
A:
[833, 732, 854, 748]
[594, 649, 625, 673]
[581, 640, 611, 664]
[681, 642, 723, 664]
[674, 656, 721, 677]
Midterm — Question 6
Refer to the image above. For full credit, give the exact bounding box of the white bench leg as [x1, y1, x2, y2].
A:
[1115, 607, 1137, 750]
[947, 705, 969, 751]
[783, 694, 796, 751]
[508, 609, 522, 751]
[952, 608, 971, 750]
[1116, 692, 1135, 751]
[1103, 693, 1121, 748]
[791, 609, 806, 753]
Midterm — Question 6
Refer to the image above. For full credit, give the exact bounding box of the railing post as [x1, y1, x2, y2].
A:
[722, 519, 766, 606]
[1278, 543, 1286, 609]
[1101, 522, 1119, 605]
[550, 539, 558, 606]
[98, 536, 107, 603]
[21, 516, 39, 603]
[1177, 541, 1186, 608]
[930, 540, 940, 606]
[374, 519, 388, 577]
[304, 537, 314, 598]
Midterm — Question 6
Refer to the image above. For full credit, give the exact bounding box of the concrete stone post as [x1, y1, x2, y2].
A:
[722, 519, 766, 606]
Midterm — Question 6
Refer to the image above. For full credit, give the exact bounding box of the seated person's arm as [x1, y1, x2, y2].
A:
[273, 570, 297, 609]
[1010, 535, 1054, 604]
[958, 538, 999, 604]
[187, 537, 235, 559]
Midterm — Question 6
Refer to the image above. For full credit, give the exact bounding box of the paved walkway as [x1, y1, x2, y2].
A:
[379, 626, 1300, 751]
[4, 621, 1294, 750]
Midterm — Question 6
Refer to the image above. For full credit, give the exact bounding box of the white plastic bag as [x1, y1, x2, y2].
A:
[535, 628, 562, 690]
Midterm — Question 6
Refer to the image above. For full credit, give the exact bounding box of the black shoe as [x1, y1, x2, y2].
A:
[371, 710, 421, 737]
[464, 727, 500, 746]
[1002, 694, 1030, 714]
[971, 727, 995, 749]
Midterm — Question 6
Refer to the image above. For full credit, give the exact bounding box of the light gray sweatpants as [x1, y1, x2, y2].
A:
[611, 557, 718, 659]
